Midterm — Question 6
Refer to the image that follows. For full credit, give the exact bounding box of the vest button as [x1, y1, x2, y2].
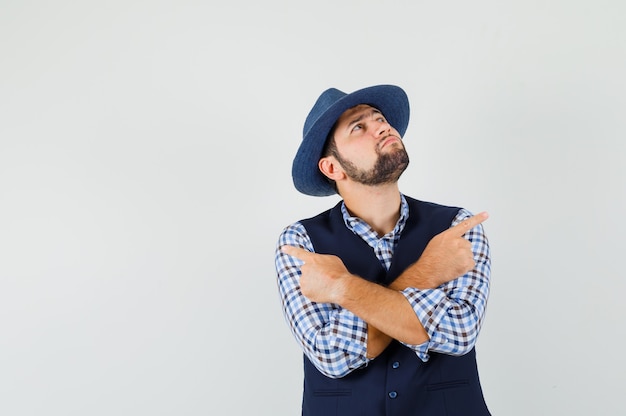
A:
[392, 361, 400, 369]
[388, 391, 398, 399]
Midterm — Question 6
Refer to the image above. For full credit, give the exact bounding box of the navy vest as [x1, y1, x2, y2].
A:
[300, 196, 490, 416]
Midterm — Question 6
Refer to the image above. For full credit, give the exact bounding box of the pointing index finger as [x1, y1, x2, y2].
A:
[447, 211, 489, 237]
[280, 245, 313, 261]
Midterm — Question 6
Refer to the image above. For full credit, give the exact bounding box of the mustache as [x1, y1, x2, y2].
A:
[377, 134, 402, 150]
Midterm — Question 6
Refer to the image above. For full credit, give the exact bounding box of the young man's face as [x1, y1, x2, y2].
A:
[327, 104, 409, 186]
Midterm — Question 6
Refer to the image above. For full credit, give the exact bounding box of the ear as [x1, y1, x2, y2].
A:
[318, 156, 345, 181]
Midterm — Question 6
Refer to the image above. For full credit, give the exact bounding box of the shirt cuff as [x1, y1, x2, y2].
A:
[329, 307, 370, 368]
[399, 287, 450, 359]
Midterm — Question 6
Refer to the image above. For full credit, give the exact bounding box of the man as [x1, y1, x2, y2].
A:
[275, 85, 491, 415]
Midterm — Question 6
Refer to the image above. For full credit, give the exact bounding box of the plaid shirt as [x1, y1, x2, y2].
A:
[275, 195, 491, 378]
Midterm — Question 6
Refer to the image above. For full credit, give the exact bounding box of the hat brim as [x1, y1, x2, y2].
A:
[292, 84, 410, 196]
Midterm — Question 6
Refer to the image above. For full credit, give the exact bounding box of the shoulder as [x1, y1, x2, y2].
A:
[277, 208, 334, 250]
[403, 194, 462, 211]
[450, 207, 475, 225]
[277, 221, 307, 246]
[403, 195, 463, 222]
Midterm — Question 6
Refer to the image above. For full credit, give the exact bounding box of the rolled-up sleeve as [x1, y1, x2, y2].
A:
[275, 222, 370, 378]
[400, 208, 491, 361]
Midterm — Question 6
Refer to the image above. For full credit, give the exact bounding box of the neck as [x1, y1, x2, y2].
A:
[340, 182, 402, 237]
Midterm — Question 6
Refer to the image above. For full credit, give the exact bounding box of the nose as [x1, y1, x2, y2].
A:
[374, 120, 391, 137]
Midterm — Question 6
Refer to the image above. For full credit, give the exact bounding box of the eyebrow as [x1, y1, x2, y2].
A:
[346, 108, 383, 131]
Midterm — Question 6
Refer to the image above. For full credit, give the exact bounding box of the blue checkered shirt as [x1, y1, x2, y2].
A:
[275, 194, 491, 378]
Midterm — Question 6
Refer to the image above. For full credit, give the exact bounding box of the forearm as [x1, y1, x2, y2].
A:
[367, 210, 491, 358]
[366, 326, 392, 358]
[338, 274, 429, 346]
[400, 212, 492, 357]
[279, 275, 370, 377]
[350, 251, 454, 356]
[404, 255, 490, 353]
[364, 275, 430, 358]
[363, 259, 440, 354]
[389, 262, 436, 291]
[276, 224, 370, 378]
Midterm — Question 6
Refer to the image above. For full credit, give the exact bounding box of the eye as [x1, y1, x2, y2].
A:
[377, 116, 386, 123]
[352, 124, 363, 132]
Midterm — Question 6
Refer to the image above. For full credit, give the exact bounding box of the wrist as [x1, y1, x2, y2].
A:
[394, 261, 435, 290]
[330, 271, 355, 305]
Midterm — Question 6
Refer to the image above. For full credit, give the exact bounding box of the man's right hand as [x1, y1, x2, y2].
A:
[391, 212, 489, 291]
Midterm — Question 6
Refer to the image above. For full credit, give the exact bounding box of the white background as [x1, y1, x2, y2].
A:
[1, 1, 625, 415]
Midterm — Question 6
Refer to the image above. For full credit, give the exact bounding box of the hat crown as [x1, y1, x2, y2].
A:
[303, 88, 347, 138]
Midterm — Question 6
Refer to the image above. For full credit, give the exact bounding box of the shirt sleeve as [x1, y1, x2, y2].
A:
[399, 208, 491, 361]
[275, 222, 370, 378]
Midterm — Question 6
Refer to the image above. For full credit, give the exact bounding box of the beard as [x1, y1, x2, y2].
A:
[333, 142, 410, 186]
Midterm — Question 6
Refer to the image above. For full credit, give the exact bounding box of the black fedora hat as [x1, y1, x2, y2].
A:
[292, 85, 410, 196]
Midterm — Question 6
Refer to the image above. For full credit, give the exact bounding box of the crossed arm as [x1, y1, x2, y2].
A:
[275, 211, 490, 378]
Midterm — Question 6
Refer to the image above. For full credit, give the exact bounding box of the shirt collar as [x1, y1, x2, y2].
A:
[340, 193, 409, 238]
